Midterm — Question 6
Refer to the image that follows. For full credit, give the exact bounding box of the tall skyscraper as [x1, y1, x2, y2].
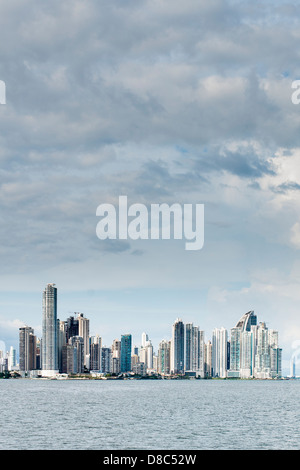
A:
[185, 323, 205, 377]
[61, 344, 76, 375]
[42, 283, 59, 376]
[171, 318, 185, 374]
[90, 335, 102, 371]
[235, 311, 257, 331]
[8, 346, 17, 371]
[228, 327, 241, 377]
[158, 340, 171, 375]
[120, 334, 132, 373]
[19, 326, 36, 373]
[111, 339, 121, 374]
[77, 313, 90, 369]
[141, 332, 148, 348]
[70, 336, 84, 374]
[212, 327, 228, 378]
[204, 340, 212, 377]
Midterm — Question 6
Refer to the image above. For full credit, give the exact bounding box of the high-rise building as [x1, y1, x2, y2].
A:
[141, 332, 148, 348]
[171, 318, 185, 375]
[111, 339, 121, 374]
[90, 335, 102, 371]
[8, 346, 17, 371]
[120, 334, 132, 373]
[228, 327, 241, 378]
[239, 330, 254, 378]
[185, 323, 205, 377]
[204, 340, 212, 377]
[61, 344, 76, 375]
[58, 320, 67, 373]
[139, 338, 154, 372]
[254, 322, 271, 378]
[19, 326, 36, 373]
[235, 311, 257, 332]
[228, 311, 258, 378]
[100, 347, 112, 374]
[158, 340, 171, 375]
[70, 336, 84, 374]
[77, 313, 90, 369]
[42, 283, 59, 376]
[212, 327, 228, 378]
[65, 315, 79, 342]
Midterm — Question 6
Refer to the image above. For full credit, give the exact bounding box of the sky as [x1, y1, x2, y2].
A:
[1, 0, 300, 375]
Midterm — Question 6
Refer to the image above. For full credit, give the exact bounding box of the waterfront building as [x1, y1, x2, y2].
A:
[204, 340, 212, 378]
[171, 318, 185, 374]
[158, 339, 171, 375]
[228, 327, 241, 378]
[42, 283, 59, 376]
[77, 313, 90, 369]
[8, 346, 17, 371]
[121, 334, 132, 373]
[100, 347, 112, 374]
[90, 335, 102, 371]
[19, 326, 36, 373]
[61, 344, 76, 374]
[132, 361, 146, 376]
[212, 327, 228, 378]
[185, 323, 205, 377]
[139, 339, 154, 371]
[111, 339, 121, 374]
[270, 346, 282, 378]
[70, 336, 84, 374]
[58, 320, 67, 372]
[254, 322, 271, 378]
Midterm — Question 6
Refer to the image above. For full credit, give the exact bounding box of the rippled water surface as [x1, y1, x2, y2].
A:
[1, 378, 299, 450]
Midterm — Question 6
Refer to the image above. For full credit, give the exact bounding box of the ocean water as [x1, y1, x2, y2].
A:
[1, 378, 299, 450]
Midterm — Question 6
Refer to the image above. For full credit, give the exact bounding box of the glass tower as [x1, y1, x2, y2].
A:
[42, 283, 58, 374]
[120, 334, 132, 373]
[171, 318, 185, 374]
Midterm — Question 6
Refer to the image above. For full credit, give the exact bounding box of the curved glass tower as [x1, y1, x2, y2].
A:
[235, 310, 257, 332]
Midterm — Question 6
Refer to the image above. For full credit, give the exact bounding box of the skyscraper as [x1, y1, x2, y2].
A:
[77, 313, 90, 369]
[111, 339, 121, 374]
[42, 283, 58, 376]
[212, 327, 228, 378]
[171, 318, 185, 374]
[19, 326, 36, 373]
[70, 336, 84, 374]
[120, 334, 132, 373]
[158, 340, 171, 375]
[185, 323, 205, 377]
[90, 335, 102, 371]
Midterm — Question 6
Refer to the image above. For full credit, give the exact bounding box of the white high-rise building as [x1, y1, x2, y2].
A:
[8, 346, 17, 371]
[212, 327, 228, 378]
[77, 313, 90, 369]
[141, 332, 148, 348]
[254, 322, 271, 379]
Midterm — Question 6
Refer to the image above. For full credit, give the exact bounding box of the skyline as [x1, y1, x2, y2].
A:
[1, 283, 284, 379]
[0, 280, 291, 376]
[1, 1, 300, 380]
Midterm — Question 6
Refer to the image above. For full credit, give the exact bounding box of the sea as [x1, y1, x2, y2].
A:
[1, 378, 299, 450]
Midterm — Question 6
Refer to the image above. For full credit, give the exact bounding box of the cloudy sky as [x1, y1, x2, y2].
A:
[1, 0, 300, 374]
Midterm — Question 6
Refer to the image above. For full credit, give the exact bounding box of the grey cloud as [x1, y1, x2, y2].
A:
[271, 181, 300, 194]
